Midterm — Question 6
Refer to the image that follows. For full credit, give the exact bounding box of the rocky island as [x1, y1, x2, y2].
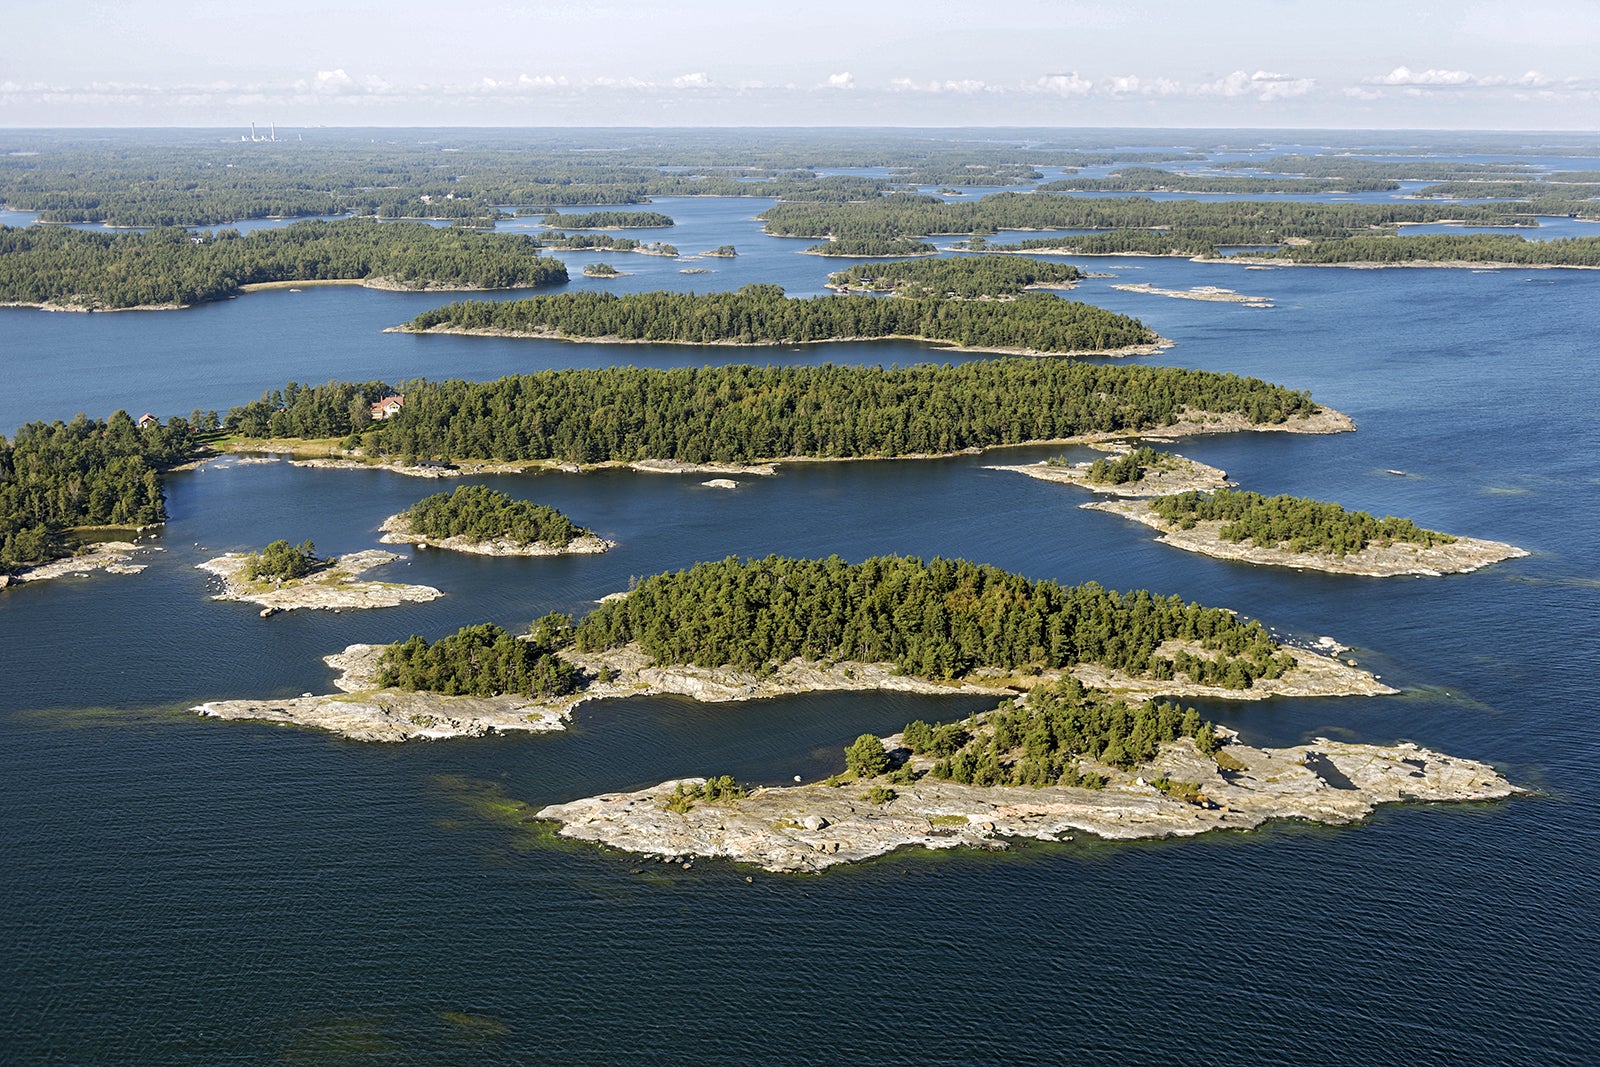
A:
[192, 554, 1395, 742]
[1088, 489, 1527, 577]
[378, 485, 613, 557]
[537, 725, 1518, 874]
[196, 541, 442, 613]
[988, 445, 1232, 497]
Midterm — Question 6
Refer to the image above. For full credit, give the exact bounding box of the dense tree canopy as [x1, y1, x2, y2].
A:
[539, 211, 674, 228]
[395, 486, 592, 548]
[405, 284, 1155, 353]
[375, 623, 581, 698]
[573, 554, 1294, 688]
[903, 676, 1219, 786]
[242, 539, 324, 581]
[0, 219, 567, 309]
[1149, 488, 1456, 555]
[224, 360, 1321, 465]
[1, 412, 195, 573]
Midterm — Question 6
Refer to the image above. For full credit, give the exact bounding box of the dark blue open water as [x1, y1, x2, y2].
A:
[3, 160, 1599, 1065]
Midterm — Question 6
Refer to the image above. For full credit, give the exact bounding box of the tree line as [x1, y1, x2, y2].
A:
[374, 622, 580, 698]
[1, 412, 196, 573]
[898, 676, 1220, 787]
[0, 219, 568, 309]
[825, 255, 1080, 298]
[1037, 168, 1400, 194]
[1263, 233, 1600, 266]
[1149, 488, 1456, 555]
[759, 194, 1529, 246]
[572, 554, 1293, 688]
[222, 360, 1321, 465]
[404, 284, 1155, 353]
[394, 486, 591, 548]
[538, 211, 674, 228]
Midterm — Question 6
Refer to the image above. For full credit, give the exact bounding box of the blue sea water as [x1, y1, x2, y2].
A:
[3, 142, 1600, 1065]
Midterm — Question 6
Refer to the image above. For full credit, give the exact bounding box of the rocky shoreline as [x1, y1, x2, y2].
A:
[1111, 282, 1273, 307]
[195, 548, 443, 612]
[536, 730, 1520, 874]
[190, 635, 1390, 743]
[1, 539, 152, 588]
[1085, 498, 1529, 577]
[377, 514, 614, 557]
[390, 323, 1172, 359]
[987, 447, 1232, 498]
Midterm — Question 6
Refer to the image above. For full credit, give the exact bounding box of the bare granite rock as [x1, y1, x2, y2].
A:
[4, 540, 152, 587]
[1085, 498, 1528, 577]
[987, 445, 1232, 498]
[537, 736, 1519, 873]
[196, 548, 443, 611]
[191, 637, 1393, 744]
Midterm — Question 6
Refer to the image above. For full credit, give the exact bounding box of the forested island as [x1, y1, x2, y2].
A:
[538, 232, 680, 257]
[824, 255, 1080, 297]
[802, 237, 939, 257]
[0, 219, 567, 310]
[379, 485, 612, 556]
[538, 678, 1519, 872]
[538, 211, 674, 229]
[1036, 168, 1401, 195]
[192, 553, 1393, 742]
[1088, 488, 1527, 576]
[1, 412, 195, 578]
[221, 360, 1339, 467]
[399, 284, 1159, 355]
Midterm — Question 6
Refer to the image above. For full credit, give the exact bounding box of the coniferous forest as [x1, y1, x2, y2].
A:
[0, 413, 195, 573]
[394, 486, 593, 548]
[404, 284, 1155, 352]
[572, 554, 1294, 687]
[0, 219, 568, 309]
[1149, 489, 1456, 555]
[223, 361, 1322, 464]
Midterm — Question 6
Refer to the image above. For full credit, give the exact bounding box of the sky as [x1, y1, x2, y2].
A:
[3, 0, 1598, 129]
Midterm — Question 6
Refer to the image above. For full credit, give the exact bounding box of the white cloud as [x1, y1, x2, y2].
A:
[824, 72, 854, 90]
[1370, 66, 1474, 87]
[1034, 73, 1092, 96]
[672, 72, 713, 89]
[1197, 70, 1314, 101]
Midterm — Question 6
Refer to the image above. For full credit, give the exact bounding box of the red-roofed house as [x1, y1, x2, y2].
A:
[137, 413, 159, 429]
[370, 395, 405, 420]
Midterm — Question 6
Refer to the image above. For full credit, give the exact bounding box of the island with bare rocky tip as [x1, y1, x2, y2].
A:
[377, 485, 613, 557]
[191, 554, 1396, 742]
[988, 445, 1232, 497]
[196, 539, 442, 614]
[536, 679, 1519, 873]
[1087, 488, 1527, 577]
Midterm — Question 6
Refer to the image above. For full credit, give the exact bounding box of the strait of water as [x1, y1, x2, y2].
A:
[3, 164, 1600, 1065]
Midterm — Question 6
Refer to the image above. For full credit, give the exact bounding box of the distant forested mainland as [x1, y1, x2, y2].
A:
[1149, 489, 1456, 555]
[1, 413, 196, 573]
[825, 255, 1080, 297]
[0, 219, 567, 310]
[572, 554, 1295, 687]
[404, 284, 1154, 354]
[223, 360, 1321, 464]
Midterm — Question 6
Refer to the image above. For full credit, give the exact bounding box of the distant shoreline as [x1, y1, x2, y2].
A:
[391, 323, 1173, 359]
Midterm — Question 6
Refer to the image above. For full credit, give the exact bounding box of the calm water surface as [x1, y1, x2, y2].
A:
[3, 173, 1599, 1065]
